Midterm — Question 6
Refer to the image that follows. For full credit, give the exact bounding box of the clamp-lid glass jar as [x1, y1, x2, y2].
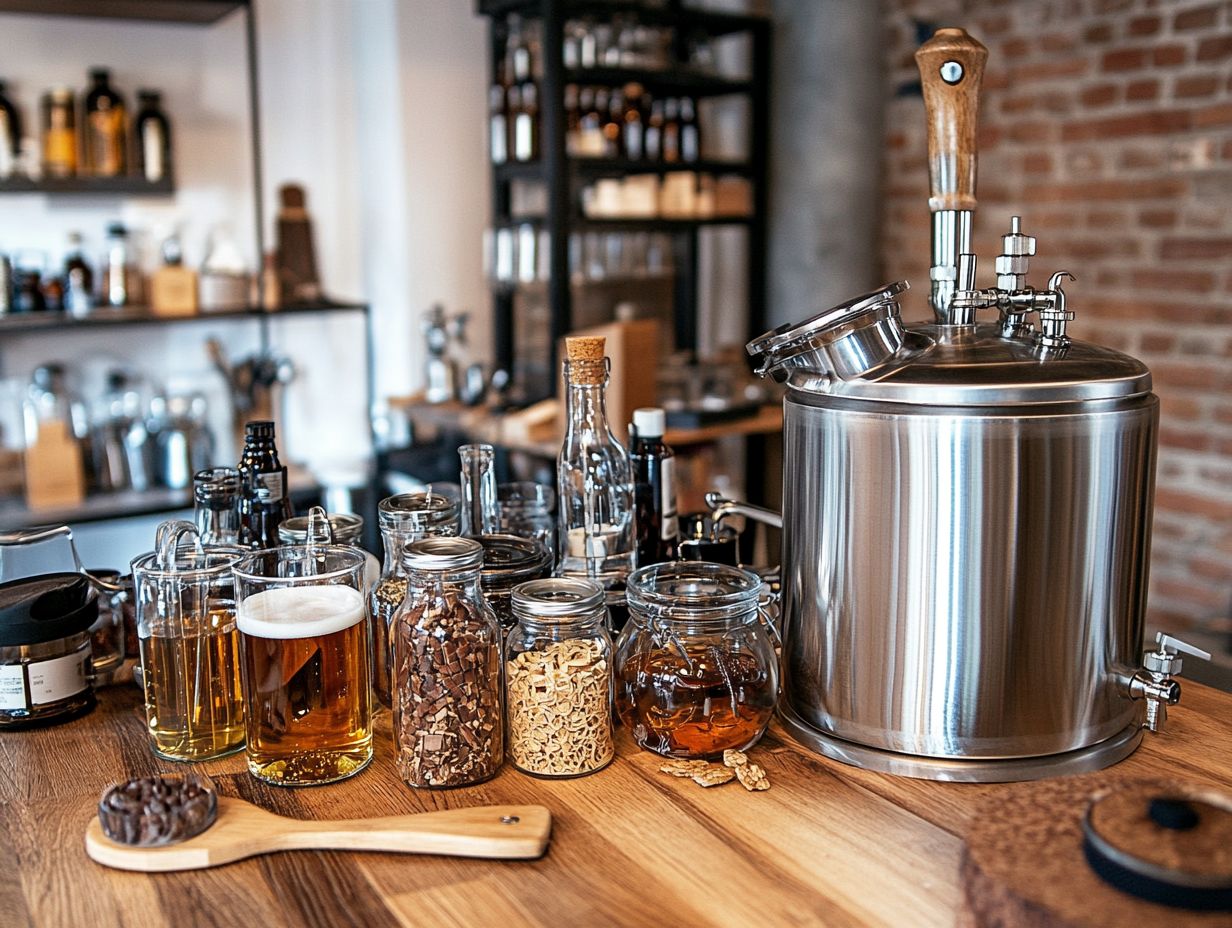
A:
[615, 561, 778, 758]
[476, 534, 552, 630]
[392, 537, 503, 788]
[0, 572, 98, 729]
[506, 578, 614, 778]
[371, 492, 460, 707]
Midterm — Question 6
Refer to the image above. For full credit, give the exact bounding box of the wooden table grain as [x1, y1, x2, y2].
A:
[1, 683, 1229, 928]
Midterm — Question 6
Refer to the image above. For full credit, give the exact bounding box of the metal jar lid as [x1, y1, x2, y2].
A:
[378, 492, 460, 533]
[747, 281, 909, 383]
[278, 512, 364, 545]
[403, 536, 483, 572]
[476, 534, 552, 590]
[0, 573, 98, 647]
[512, 577, 606, 624]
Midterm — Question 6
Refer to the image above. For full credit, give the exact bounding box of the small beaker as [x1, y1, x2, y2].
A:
[131, 521, 247, 762]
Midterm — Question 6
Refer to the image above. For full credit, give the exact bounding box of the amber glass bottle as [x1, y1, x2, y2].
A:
[83, 68, 127, 177]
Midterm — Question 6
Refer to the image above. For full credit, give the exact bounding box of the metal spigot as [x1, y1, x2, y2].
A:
[1035, 270, 1076, 351]
[704, 492, 783, 531]
[1129, 632, 1211, 733]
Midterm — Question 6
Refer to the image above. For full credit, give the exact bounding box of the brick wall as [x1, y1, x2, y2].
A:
[878, 0, 1232, 632]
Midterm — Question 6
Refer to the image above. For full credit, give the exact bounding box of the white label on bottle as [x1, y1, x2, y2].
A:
[490, 115, 507, 164]
[256, 471, 285, 501]
[0, 663, 27, 710]
[660, 457, 679, 541]
[142, 121, 165, 182]
[515, 113, 532, 162]
[27, 643, 91, 706]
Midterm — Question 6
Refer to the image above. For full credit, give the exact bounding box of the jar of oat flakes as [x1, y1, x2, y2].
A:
[505, 577, 614, 778]
[392, 537, 503, 788]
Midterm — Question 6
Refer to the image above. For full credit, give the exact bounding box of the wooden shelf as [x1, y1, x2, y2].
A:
[0, 0, 245, 24]
[494, 158, 753, 183]
[0, 175, 175, 196]
[564, 66, 751, 98]
[573, 215, 753, 231]
[478, 0, 767, 38]
[0, 301, 367, 336]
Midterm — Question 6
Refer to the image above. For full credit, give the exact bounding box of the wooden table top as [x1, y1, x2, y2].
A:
[2, 682, 1230, 927]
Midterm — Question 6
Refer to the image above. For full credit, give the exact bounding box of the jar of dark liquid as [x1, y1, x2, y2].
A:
[614, 561, 777, 758]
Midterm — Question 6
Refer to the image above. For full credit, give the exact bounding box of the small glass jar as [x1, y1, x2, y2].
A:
[476, 533, 552, 630]
[278, 510, 380, 591]
[614, 561, 778, 758]
[86, 568, 128, 686]
[506, 578, 614, 778]
[497, 481, 556, 561]
[0, 573, 98, 729]
[370, 492, 460, 707]
[392, 537, 504, 788]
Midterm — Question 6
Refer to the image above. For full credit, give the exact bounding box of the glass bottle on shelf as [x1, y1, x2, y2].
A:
[82, 68, 127, 178]
[133, 90, 171, 183]
[603, 88, 624, 159]
[556, 336, 636, 632]
[194, 466, 242, 545]
[564, 83, 580, 157]
[680, 97, 700, 164]
[623, 84, 644, 161]
[63, 231, 94, 316]
[236, 420, 293, 549]
[645, 97, 664, 161]
[630, 407, 678, 567]
[514, 82, 537, 163]
[0, 80, 21, 180]
[101, 223, 132, 308]
[662, 98, 681, 163]
[488, 84, 507, 165]
[41, 87, 77, 179]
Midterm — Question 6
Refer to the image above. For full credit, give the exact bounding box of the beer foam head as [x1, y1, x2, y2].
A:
[237, 584, 366, 639]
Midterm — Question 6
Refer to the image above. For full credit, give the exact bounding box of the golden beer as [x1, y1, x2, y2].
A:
[139, 605, 245, 761]
[237, 584, 372, 785]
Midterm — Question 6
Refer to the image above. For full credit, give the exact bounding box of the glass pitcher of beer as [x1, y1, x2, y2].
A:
[131, 522, 247, 762]
[233, 544, 372, 786]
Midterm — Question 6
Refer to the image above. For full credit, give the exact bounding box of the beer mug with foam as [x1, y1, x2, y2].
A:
[233, 545, 372, 785]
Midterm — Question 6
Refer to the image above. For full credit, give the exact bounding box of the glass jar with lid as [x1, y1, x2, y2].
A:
[614, 561, 778, 758]
[371, 492, 460, 707]
[278, 508, 380, 592]
[476, 533, 551, 630]
[392, 537, 503, 788]
[506, 578, 614, 778]
[0, 573, 98, 729]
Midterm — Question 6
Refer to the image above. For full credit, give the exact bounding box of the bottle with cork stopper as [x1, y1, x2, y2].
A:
[556, 335, 636, 632]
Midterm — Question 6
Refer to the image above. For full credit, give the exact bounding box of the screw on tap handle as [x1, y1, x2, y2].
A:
[915, 27, 988, 213]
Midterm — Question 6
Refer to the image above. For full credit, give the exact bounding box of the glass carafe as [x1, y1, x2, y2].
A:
[131, 521, 247, 762]
[370, 492, 460, 707]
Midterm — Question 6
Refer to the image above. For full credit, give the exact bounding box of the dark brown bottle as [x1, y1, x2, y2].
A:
[0, 79, 22, 179]
[630, 407, 678, 567]
[680, 97, 700, 163]
[237, 420, 293, 549]
[133, 90, 171, 183]
[82, 68, 127, 177]
[662, 98, 681, 164]
[603, 88, 624, 159]
[622, 84, 644, 160]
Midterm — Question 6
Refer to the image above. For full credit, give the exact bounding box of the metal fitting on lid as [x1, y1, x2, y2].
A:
[512, 577, 606, 623]
[403, 536, 483, 572]
[278, 512, 364, 546]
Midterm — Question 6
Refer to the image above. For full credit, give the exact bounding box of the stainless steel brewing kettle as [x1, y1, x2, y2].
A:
[749, 28, 1209, 782]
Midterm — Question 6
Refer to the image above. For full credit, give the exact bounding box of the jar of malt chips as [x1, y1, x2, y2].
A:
[505, 578, 614, 778]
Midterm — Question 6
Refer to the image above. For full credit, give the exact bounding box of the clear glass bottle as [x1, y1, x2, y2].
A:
[101, 222, 132, 308]
[392, 537, 504, 788]
[556, 336, 636, 632]
[459, 443, 499, 536]
[505, 578, 613, 778]
[476, 533, 552, 630]
[194, 466, 241, 545]
[614, 562, 778, 759]
[370, 492, 460, 708]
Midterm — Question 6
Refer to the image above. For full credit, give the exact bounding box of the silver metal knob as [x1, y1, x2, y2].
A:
[994, 216, 1036, 291]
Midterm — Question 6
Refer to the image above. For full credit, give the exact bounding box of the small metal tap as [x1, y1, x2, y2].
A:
[1129, 632, 1211, 732]
[704, 492, 783, 531]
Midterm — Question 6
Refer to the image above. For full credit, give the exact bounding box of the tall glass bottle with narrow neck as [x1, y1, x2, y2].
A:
[236, 420, 293, 548]
[556, 336, 636, 631]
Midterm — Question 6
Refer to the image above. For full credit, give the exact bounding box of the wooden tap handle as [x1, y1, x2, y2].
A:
[915, 27, 987, 213]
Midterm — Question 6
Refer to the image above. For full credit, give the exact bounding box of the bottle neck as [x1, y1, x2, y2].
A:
[564, 360, 613, 437]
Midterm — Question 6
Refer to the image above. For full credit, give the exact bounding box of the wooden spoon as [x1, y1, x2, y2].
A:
[85, 796, 551, 872]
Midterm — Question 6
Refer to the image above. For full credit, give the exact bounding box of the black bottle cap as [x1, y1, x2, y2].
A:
[89, 67, 110, 82]
[106, 222, 127, 238]
[137, 89, 161, 104]
[245, 420, 275, 440]
[0, 573, 98, 647]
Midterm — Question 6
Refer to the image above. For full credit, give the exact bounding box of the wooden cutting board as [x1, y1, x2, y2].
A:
[961, 775, 1232, 927]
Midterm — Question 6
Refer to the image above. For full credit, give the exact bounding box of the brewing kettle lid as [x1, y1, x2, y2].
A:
[746, 281, 909, 381]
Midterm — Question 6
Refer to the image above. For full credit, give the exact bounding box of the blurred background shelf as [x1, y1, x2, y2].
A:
[0, 0, 246, 25]
[0, 302, 368, 336]
[0, 175, 176, 196]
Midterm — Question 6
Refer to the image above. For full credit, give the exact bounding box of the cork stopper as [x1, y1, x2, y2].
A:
[565, 336, 607, 385]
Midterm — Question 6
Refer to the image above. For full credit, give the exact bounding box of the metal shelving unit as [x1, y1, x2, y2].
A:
[478, 0, 771, 402]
